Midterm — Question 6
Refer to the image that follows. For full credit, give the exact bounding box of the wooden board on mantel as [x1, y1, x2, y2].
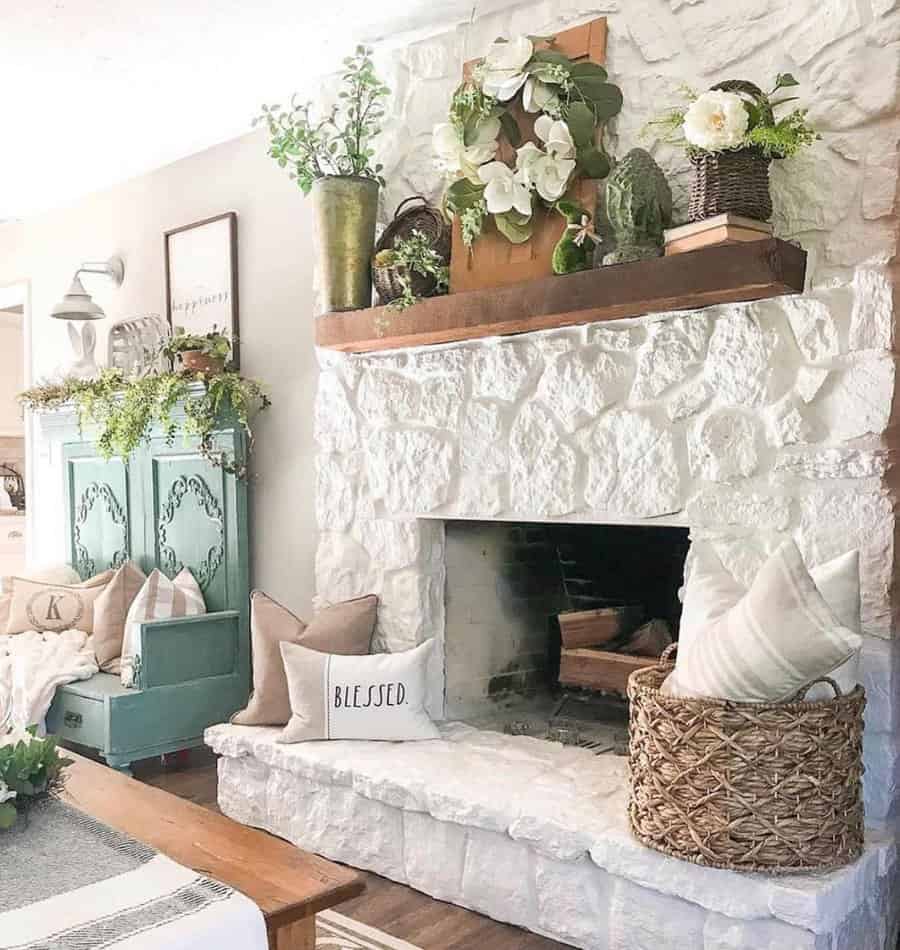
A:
[315, 238, 806, 353]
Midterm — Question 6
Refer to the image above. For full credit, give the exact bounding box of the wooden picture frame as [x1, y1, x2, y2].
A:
[164, 212, 240, 368]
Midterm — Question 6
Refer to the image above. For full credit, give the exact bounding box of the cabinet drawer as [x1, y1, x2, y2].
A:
[46, 690, 106, 747]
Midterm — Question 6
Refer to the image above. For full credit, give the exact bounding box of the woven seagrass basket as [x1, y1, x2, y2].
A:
[372, 196, 450, 305]
[627, 645, 866, 873]
[688, 80, 773, 223]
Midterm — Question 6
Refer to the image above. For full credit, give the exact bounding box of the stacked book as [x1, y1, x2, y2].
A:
[664, 213, 773, 256]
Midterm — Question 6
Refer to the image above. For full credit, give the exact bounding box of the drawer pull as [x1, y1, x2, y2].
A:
[7, 531, 22, 540]
[64, 712, 83, 729]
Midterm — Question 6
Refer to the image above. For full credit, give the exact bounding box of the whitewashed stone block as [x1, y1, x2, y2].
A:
[472, 341, 538, 402]
[588, 325, 646, 350]
[703, 914, 824, 950]
[534, 856, 612, 950]
[810, 42, 900, 129]
[783, 297, 840, 363]
[679, 0, 803, 73]
[460, 400, 508, 474]
[705, 310, 776, 407]
[366, 428, 454, 513]
[766, 396, 812, 448]
[583, 410, 683, 517]
[420, 373, 464, 429]
[402, 810, 467, 903]
[785, 0, 861, 65]
[687, 488, 792, 532]
[315, 531, 375, 606]
[509, 403, 577, 516]
[667, 378, 713, 421]
[817, 354, 894, 440]
[688, 410, 760, 481]
[357, 369, 419, 425]
[315, 454, 357, 531]
[314, 372, 358, 453]
[460, 829, 539, 930]
[632, 325, 700, 401]
[538, 348, 631, 430]
[774, 448, 887, 480]
[850, 267, 894, 350]
[608, 878, 707, 950]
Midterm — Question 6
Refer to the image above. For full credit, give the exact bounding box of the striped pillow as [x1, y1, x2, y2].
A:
[664, 540, 861, 703]
[120, 569, 206, 687]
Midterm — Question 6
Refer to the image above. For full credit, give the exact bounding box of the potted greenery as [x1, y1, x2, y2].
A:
[372, 230, 450, 310]
[653, 74, 818, 222]
[163, 327, 233, 375]
[255, 46, 390, 312]
[0, 728, 72, 830]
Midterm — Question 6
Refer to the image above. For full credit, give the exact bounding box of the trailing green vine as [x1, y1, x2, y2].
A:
[19, 369, 271, 479]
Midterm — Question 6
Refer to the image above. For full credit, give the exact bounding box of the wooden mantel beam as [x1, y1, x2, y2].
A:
[315, 238, 806, 354]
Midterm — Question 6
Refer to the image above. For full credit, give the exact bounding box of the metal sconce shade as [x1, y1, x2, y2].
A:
[50, 256, 125, 321]
[51, 275, 106, 320]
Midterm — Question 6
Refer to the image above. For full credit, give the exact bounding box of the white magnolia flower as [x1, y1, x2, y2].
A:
[534, 115, 576, 160]
[433, 118, 500, 182]
[478, 161, 533, 216]
[532, 153, 577, 202]
[683, 90, 749, 151]
[522, 77, 560, 115]
[481, 36, 533, 102]
[0, 780, 15, 804]
[514, 141, 544, 189]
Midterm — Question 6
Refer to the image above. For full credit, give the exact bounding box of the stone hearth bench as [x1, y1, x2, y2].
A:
[206, 722, 899, 950]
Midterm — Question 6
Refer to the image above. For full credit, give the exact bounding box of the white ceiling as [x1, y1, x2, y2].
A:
[0, 0, 519, 221]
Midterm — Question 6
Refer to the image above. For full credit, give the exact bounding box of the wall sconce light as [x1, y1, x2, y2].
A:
[51, 257, 125, 377]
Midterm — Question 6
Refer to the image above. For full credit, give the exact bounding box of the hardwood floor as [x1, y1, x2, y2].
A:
[135, 750, 571, 950]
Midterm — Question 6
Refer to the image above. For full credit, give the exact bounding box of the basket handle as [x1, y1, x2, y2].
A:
[790, 676, 842, 702]
[393, 195, 428, 219]
[660, 643, 678, 664]
[710, 79, 775, 126]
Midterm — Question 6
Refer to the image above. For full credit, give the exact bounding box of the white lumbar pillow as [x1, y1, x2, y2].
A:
[120, 568, 206, 687]
[664, 540, 861, 703]
[807, 549, 861, 699]
[278, 638, 440, 743]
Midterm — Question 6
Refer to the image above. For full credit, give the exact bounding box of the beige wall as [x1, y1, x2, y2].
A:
[0, 130, 320, 615]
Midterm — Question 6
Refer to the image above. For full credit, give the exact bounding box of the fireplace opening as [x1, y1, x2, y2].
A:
[443, 521, 690, 749]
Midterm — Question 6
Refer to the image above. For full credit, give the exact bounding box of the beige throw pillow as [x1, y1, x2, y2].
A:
[120, 569, 206, 687]
[278, 638, 440, 743]
[4, 570, 114, 635]
[232, 591, 377, 727]
[664, 540, 861, 703]
[92, 561, 148, 673]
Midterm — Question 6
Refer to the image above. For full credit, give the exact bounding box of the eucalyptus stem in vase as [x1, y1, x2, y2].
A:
[255, 46, 390, 312]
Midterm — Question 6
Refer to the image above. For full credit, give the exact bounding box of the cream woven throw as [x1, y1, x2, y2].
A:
[0, 799, 267, 950]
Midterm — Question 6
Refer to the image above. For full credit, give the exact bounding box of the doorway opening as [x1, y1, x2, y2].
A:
[0, 282, 28, 577]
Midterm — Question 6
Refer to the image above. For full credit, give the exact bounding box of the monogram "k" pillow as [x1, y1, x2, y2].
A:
[4, 571, 114, 635]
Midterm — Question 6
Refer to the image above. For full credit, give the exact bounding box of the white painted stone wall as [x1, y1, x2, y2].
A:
[313, 1, 900, 820]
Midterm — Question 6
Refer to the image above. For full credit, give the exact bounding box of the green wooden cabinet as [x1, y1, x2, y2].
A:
[46, 415, 250, 773]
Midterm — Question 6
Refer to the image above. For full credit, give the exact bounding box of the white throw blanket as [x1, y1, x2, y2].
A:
[0, 630, 98, 733]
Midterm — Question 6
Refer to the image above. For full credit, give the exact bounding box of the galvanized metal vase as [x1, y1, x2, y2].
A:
[312, 176, 379, 312]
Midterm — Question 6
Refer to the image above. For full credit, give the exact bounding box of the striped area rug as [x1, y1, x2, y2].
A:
[317, 910, 424, 949]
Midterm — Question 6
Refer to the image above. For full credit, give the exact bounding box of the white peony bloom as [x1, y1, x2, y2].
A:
[534, 116, 576, 160]
[0, 780, 15, 804]
[532, 153, 577, 202]
[514, 141, 543, 189]
[522, 77, 560, 115]
[433, 118, 500, 182]
[481, 36, 533, 102]
[683, 91, 749, 152]
[478, 161, 533, 216]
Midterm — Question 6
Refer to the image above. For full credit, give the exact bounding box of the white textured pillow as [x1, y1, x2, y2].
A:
[120, 569, 206, 687]
[1, 564, 81, 595]
[664, 540, 861, 702]
[278, 638, 440, 743]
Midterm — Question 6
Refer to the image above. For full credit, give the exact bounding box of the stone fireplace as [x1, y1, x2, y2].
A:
[209, 3, 900, 945]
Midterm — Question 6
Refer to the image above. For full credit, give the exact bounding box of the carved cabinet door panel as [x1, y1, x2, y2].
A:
[63, 446, 136, 579]
[142, 431, 247, 617]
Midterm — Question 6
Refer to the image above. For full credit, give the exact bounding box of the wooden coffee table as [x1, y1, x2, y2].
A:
[62, 752, 365, 949]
